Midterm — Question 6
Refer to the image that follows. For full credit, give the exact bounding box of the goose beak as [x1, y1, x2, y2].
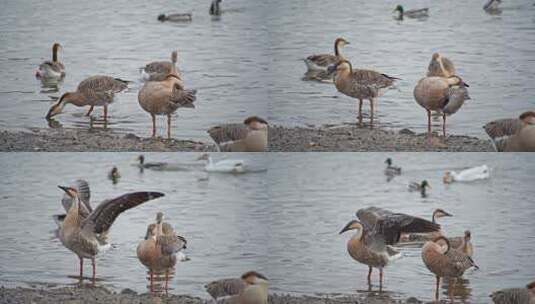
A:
[58, 185, 70, 193]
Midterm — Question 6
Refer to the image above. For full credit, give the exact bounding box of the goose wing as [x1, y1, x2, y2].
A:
[78, 75, 128, 95]
[205, 278, 247, 299]
[483, 118, 523, 140]
[351, 69, 397, 90]
[306, 54, 338, 67]
[158, 234, 187, 255]
[208, 123, 249, 145]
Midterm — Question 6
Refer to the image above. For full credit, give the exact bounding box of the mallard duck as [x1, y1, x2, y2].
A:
[209, 0, 222, 16]
[427, 53, 456, 78]
[422, 236, 479, 301]
[414, 75, 470, 140]
[384, 158, 401, 176]
[328, 60, 399, 125]
[141, 51, 180, 82]
[393, 5, 429, 20]
[207, 116, 268, 152]
[205, 271, 267, 302]
[340, 207, 440, 287]
[35, 43, 65, 80]
[108, 167, 121, 184]
[304, 38, 349, 80]
[491, 281, 535, 304]
[483, 111, 535, 152]
[443, 165, 490, 183]
[138, 74, 196, 139]
[56, 185, 164, 283]
[197, 153, 246, 173]
[157, 13, 192, 22]
[409, 180, 431, 197]
[45, 76, 129, 122]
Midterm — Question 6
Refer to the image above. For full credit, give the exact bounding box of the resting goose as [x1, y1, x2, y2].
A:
[141, 50, 180, 82]
[205, 271, 268, 302]
[491, 281, 535, 304]
[35, 43, 65, 80]
[158, 13, 192, 22]
[45, 75, 129, 122]
[427, 53, 456, 78]
[138, 74, 196, 139]
[483, 111, 535, 152]
[414, 75, 470, 140]
[207, 116, 268, 152]
[328, 59, 399, 125]
[393, 5, 429, 20]
[304, 38, 349, 81]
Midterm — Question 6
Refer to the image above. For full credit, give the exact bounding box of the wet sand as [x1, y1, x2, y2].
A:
[269, 125, 494, 152]
[0, 285, 424, 304]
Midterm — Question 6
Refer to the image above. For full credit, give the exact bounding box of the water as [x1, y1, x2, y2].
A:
[0, 153, 534, 302]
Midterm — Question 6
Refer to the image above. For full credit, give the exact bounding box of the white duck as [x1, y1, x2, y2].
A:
[197, 153, 246, 174]
[443, 165, 490, 183]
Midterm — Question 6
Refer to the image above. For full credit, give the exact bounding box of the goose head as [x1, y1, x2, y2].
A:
[46, 92, 71, 119]
[52, 43, 62, 62]
[156, 211, 164, 224]
[526, 281, 535, 293]
[58, 185, 78, 199]
[171, 50, 178, 64]
[244, 116, 268, 130]
[432, 208, 452, 223]
[334, 37, 350, 54]
[519, 111, 535, 126]
[327, 60, 352, 75]
[241, 271, 268, 285]
[144, 223, 157, 240]
[339, 219, 363, 234]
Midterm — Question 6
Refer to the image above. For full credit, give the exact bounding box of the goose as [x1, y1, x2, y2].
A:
[209, 0, 222, 16]
[141, 51, 180, 82]
[205, 271, 267, 302]
[138, 74, 196, 139]
[52, 179, 92, 231]
[409, 180, 431, 197]
[56, 185, 164, 283]
[413, 75, 470, 140]
[384, 158, 401, 176]
[400, 209, 452, 243]
[448, 230, 474, 257]
[157, 13, 192, 22]
[137, 212, 188, 293]
[491, 281, 535, 304]
[35, 43, 65, 80]
[108, 167, 120, 184]
[393, 5, 429, 20]
[483, 111, 535, 152]
[45, 76, 129, 122]
[340, 207, 440, 287]
[207, 116, 268, 152]
[328, 60, 399, 125]
[484, 0, 502, 11]
[427, 53, 456, 78]
[421, 236, 479, 301]
[197, 153, 246, 173]
[443, 165, 490, 183]
[304, 37, 349, 80]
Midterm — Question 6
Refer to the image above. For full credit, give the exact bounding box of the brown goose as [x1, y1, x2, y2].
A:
[422, 236, 479, 301]
[35, 43, 65, 79]
[45, 76, 129, 122]
[339, 207, 440, 287]
[483, 111, 535, 152]
[141, 51, 180, 81]
[329, 60, 399, 125]
[56, 186, 164, 283]
[137, 212, 188, 293]
[427, 53, 456, 78]
[304, 38, 349, 81]
[413, 75, 470, 140]
[207, 116, 268, 152]
[138, 74, 197, 138]
[206, 271, 268, 303]
[491, 281, 535, 304]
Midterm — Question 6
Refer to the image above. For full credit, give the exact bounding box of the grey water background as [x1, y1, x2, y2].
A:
[0, 153, 534, 302]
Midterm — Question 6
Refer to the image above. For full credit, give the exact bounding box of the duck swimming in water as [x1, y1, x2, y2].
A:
[384, 158, 401, 176]
[409, 180, 431, 197]
[393, 5, 429, 20]
[157, 13, 192, 22]
[443, 165, 490, 183]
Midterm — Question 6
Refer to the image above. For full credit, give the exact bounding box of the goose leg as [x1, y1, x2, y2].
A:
[370, 98, 375, 127]
[442, 113, 447, 138]
[426, 109, 432, 144]
[85, 105, 94, 116]
[151, 114, 156, 137]
[379, 268, 383, 289]
[357, 99, 363, 125]
[91, 258, 96, 285]
[79, 257, 84, 280]
[103, 105, 108, 122]
[167, 114, 171, 139]
[367, 266, 372, 282]
[165, 269, 169, 295]
[435, 276, 440, 301]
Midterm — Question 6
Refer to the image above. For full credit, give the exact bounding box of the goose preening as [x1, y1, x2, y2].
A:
[483, 111, 535, 152]
[206, 271, 269, 303]
[45, 75, 129, 122]
[393, 5, 429, 20]
[209, 0, 222, 16]
[328, 60, 399, 125]
[339, 207, 440, 288]
[421, 236, 479, 301]
[484, 0, 502, 12]
[400, 209, 452, 244]
[303, 38, 349, 82]
[409, 180, 431, 197]
[137, 212, 188, 293]
[141, 51, 180, 82]
[448, 230, 474, 257]
[427, 53, 456, 78]
[157, 13, 192, 23]
[138, 74, 197, 139]
[384, 158, 401, 176]
[491, 281, 535, 304]
[108, 167, 121, 184]
[443, 165, 490, 183]
[35, 43, 65, 80]
[207, 116, 268, 152]
[413, 75, 470, 140]
[197, 153, 246, 173]
[55, 185, 164, 283]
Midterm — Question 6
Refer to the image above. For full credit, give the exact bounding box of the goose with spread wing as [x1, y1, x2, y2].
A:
[340, 207, 440, 287]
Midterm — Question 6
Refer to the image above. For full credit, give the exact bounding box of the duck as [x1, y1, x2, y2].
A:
[137, 212, 188, 293]
[197, 153, 246, 173]
[409, 180, 431, 197]
[427, 53, 456, 78]
[56, 185, 164, 283]
[108, 167, 121, 184]
[340, 207, 440, 288]
[45, 75, 129, 122]
[209, 0, 222, 16]
[303, 37, 350, 81]
[443, 165, 490, 183]
[448, 230, 474, 257]
[157, 13, 192, 23]
[491, 281, 535, 304]
[205, 271, 268, 302]
[384, 158, 401, 176]
[400, 209, 453, 243]
[141, 51, 180, 82]
[484, 0, 502, 11]
[138, 74, 196, 139]
[483, 111, 535, 152]
[207, 116, 268, 152]
[35, 43, 65, 80]
[328, 60, 399, 125]
[413, 75, 470, 140]
[421, 236, 479, 301]
[393, 5, 429, 20]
